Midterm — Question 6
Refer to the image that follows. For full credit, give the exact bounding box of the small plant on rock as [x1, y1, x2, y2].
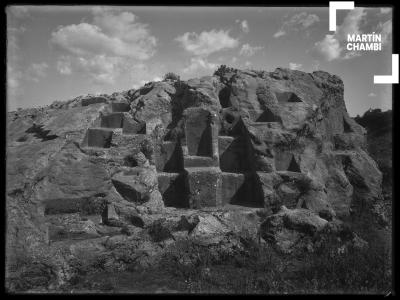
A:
[163, 72, 180, 82]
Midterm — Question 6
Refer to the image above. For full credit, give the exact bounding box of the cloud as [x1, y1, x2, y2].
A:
[7, 6, 30, 18]
[7, 65, 22, 92]
[183, 57, 217, 74]
[56, 55, 127, 84]
[312, 35, 342, 61]
[273, 30, 286, 38]
[311, 8, 368, 61]
[50, 8, 158, 85]
[27, 62, 49, 82]
[239, 44, 264, 57]
[51, 19, 156, 60]
[236, 19, 249, 33]
[378, 19, 392, 46]
[335, 8, 366, 41]
[175, 29, 239, 56]
[274, 12, 320, 38]
[368, 92, 377, 97]
[56, 57, 72, 75]
[289, 62, 303, 70]
[51, 8, 156, 60]
[7, 26, 26, 53]
[130, 63, 167, 89]
[380, 8, 391, 14]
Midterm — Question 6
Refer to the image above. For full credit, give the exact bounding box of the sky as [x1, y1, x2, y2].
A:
[6, 5, 393, 116]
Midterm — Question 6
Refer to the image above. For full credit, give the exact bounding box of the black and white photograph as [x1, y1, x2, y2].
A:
[5, 2, 395, 294]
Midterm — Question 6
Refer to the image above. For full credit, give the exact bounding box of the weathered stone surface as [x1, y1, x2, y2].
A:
[157, 172, 188, 208]
[129, 81, 175, 134]
[185, 167, 222, 208]
[220, 172, 245, 206]
[111, 167, 158, 204]
[155, 141, 184, 172]
[111, 102, 130, 113]
[260, 206, 328, 253]
[189, 215, 230, 245]
[183, 107, 214, 157]
[81, 96, 108, 107]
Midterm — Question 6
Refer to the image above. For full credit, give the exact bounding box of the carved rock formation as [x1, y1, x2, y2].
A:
[6, 67, 384, 291]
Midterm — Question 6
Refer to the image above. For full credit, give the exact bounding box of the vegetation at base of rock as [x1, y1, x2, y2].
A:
[45, 227, 390, 294]
[163, 72, 181, 82]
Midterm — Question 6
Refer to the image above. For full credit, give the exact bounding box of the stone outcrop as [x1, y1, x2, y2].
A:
[6, 67, 385, 291]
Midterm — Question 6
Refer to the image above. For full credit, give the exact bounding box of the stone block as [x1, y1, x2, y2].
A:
[218, 136, 245, 172]
[155, 141, 183, 172]
[84, 128, 114, 148]
[101, 112, 124, 128]
[81, 96, 108, 106]
[220, 172, 245, 205]
[184, 107, 213, 157]
[122, 116, 146, 134]
[183, 156, 217, 168]
[185, 167, 222, 208]
[157, 172, 188, 208]
[111, 102, 130, 112]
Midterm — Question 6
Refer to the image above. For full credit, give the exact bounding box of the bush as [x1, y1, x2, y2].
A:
[163, 72, 180, 82]
[213, 65, 236, 77]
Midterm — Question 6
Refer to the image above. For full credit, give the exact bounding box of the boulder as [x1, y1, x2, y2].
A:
[260, 206, 328, 253]
[189, 215, 230, 245]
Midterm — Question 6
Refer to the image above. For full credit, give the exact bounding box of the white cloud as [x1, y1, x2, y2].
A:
[289, 62, 303, 70]
[244, 61, 252, 67]
[312, 35, 342, 61]
[274, 12, 320, 38]
[368, 92, 377, 97]
[311, 8, 369, 61]
[236, 19, 249, 33]
[27, 63, 49, 82]
[51, 8, 156, 60]
[153, 76, 162, 82]
[378, 19, 392, 46]
[7, 6, 30, 18]
[335, 8, 366, 41]
[273, 30, 286, 38]
[239, 44, 264, 57]
[380, 8, 391, 14]
[175, 29, 239, 56]
[183, 57, 218, 74]
[56, 57, 72, 75]
[241, 20, 249, 33]
[51, 20, 156, 60]
[50, 8, 158, 85]
[57, 55, 127, 84]
[311, 61, 320, 71]
[7, 26, 26, 53]
[130, 63, 166, 89]
[7, 65, 22, 92]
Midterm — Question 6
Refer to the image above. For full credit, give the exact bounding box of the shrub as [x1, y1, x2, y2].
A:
[213, 65, 236, 77]
[163, 72, 180, 82]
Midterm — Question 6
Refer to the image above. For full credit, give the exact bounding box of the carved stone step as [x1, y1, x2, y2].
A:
[111, 102, 130, 113]
[183, 155, 217, 168]
[82, 128, 114, 148]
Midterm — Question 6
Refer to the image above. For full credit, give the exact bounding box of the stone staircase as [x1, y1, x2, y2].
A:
[81, 101, 145, 150]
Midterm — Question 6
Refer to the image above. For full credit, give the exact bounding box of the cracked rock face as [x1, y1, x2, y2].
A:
[6, 67, 383, 290]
